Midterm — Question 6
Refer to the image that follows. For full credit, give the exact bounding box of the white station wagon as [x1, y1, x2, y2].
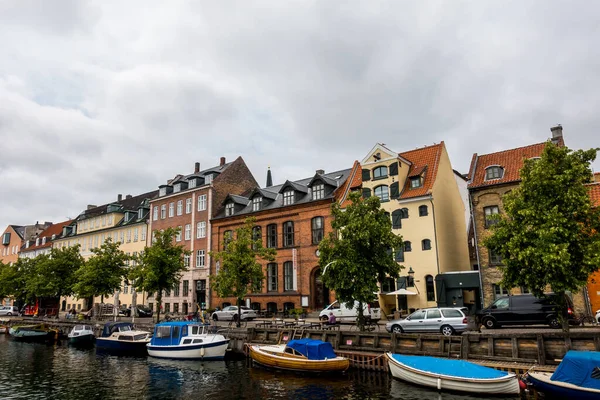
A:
[385, 307, 469, 336]
[212, 306, 257, 321]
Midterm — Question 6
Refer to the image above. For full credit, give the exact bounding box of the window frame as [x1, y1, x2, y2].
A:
[225, 202, 234, 216]
[283, 261, 294, 291]
[422, 239, 432, 251]
[374, 185, 390, 202]
[311, 216, 324, 245]
[252, 196, 262, 212]
[283, 221, 294, 247]
[176, 200, 183, 216]
[169, 202, 174, 218]
[418, 205, 428, 217]
[196, 250, 205, 267]
[312, 183, 325, 200]
[410, 177, 422, 188]
[283, 190, 295, 206]
[425, 275, 435, 302]
[484, 205, 500, 228]
[267, 263, 278, 292]
[404, 241, 412, 252]
[267, 224, 277, 248]
[197, 195, 207, 211]
[373, 166, 388, 179]
[186, 198, 192, 214]
[196, 221, 206, 239]
[489, 248, 503, 265]
[485, 166, 504, 180]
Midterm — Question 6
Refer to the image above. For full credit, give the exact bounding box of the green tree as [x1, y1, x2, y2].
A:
[73, 237, 129, 305]
[27, 245, 84, 300]
[484, 143, 600, 330]
[0, 258, 36, 305]
[130, 227, 189, 323]
[210, 217, 276, 327]
[318, 191, 404, 330]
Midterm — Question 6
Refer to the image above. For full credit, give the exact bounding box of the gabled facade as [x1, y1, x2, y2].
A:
[360, 142, 471, 314]
[210, 162, 360, 313]
[1, 222, 52, 265]
[465, 125, 587, 310]
[147, 156, 257, 315]
[19, 220, 73, 259]
[55, 191, 157, 312]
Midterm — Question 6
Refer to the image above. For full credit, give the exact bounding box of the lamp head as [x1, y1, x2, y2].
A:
[407, 267, 415, 278]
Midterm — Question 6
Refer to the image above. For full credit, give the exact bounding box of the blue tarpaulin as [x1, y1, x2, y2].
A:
[551, 350, 600, 390]
[287, 339, 337, 360]
[390, 354, 510, 379]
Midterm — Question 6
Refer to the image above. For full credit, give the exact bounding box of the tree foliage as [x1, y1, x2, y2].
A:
[27, 245, 84, 299]
[210, 217, 276, 326]
[0, 258, 35, 304]
[73, 237, 129, 300]
[484, 143, 600, 328]
[130, 227, 189, 323]
[318, 191, 404, 329]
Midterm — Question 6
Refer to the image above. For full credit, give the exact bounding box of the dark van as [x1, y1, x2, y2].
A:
[477, 293, 578, 329]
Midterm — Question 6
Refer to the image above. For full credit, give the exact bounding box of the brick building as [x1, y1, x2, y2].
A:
[210, 162, 361, 314]
[19, 220, 73, 259]
[585, 173, 600, 312]
[465, 125, 590, 310]
[147, 156, 257, 314]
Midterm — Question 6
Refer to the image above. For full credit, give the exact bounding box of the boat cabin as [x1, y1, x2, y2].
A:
[152, 322, 212, 346]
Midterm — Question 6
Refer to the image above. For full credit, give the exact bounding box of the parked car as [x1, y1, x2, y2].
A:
[212, 306, 257, 321]
[596, 309, 600, 324]
[120, 305, 153, 318]
[318, 300, 381, 323]
[476, 293, 578, 329]
[0, 306, 19, 316]
[385, 307, 469, 336]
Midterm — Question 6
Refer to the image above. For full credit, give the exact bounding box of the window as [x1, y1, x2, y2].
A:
[426, 309, 441, 319]
[404, 241, 412, 252]
[493, 284, 510, 301]
[223, 230, 233, 249]
[185, 224, 191, 240]
[252, 226, 262, 248]
[489, 248, 502, 264]
[153, 206, 158, 221]
[425, 275, 435, 301]
[284, 261, 294, 291]
[283, 221, 294, 247]
[312, 184, 325, 200]
[441, 309, 463, 318]
[374, 185, 389, 202]
[311, 217, 324, 244]
[484, 206, 500, 228]
[164, 303, 170, 313]
[141, 229, 146, 242]
[164, 288, 170, 297]
[485, 166, 504, 180]
[120, 231, 124, 244]
[267, 263, 278, 291]
[395, 248, 404, 262]
[196, 250, 205, 267]
[169, 202, 174, 218]
[173, 282, 180, 297]
[419, 205, 428, 216]
[422, 239, 432, 250]
[173, 303, 179, 313]
[159, 187, 167, 197]
[198, 195, 207, 211]
[400, 208, 409, 219]
[183, 280, 189, 296]
[252, 196, 262, 211]
[267, 224, 277, 248]
[283, 190, 294, 206]
[188, 179, 196, 189]
[373, 166, 388, 179]
[177, 200, 183, 216]
[133, 228, 138, 242]
[205, 174, 213, 184]
[196, 221, 206, 239]
[161, 205, 166, 219]
[184, 254, 190, 267]
[410, 177, 422, 188]
[225, 203, 234, 216]
[391, 210, 402, 229]
[127, 230, 131, 243]
[176, 227, 182, 242]
[410, 310, 426, 320]
[186, 198, 192, 214]
[138, 208, 144, 220]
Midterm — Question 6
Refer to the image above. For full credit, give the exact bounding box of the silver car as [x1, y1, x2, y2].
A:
[385, 307, 468, 336]
[212, 306, 258, 321]
[0, 306, 19, 316]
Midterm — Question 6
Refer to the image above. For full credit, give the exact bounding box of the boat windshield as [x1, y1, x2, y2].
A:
[74, 325, 84, 331]
[133, 334, 148, 341]
[118, 325, 132, 332]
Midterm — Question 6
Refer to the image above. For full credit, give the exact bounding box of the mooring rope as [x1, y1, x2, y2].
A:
[344, 353, 387, 364]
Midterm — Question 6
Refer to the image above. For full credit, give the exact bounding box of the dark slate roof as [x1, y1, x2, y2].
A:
[160, 162, 233, 189]
[214, 168, 352, 219]
[226, 194, 250, 206]
[10, 225, 25, 240]
[78, 190, 158, 220]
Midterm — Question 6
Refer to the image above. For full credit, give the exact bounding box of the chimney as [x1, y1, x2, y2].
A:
[551, 124, 563, 145]
[220, 157, 226, 166]
[87, 204, 97, 210]
[118, 194, 123, 202]
[316, 169, 325, 175]
[194, 162, 200, 174]
[126, 194, 132, 200]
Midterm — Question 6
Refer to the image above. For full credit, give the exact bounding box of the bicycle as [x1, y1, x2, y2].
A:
[578, 313, 598, 326]
[350, 319, 381, 332]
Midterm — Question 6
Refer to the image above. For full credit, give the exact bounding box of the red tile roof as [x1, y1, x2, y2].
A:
[21, 220, 73, 252]
[587, 183, 600, 208]
[337, 160, 363, 208]
[468, 142, 548, 189]
[398, 142, 444, 199]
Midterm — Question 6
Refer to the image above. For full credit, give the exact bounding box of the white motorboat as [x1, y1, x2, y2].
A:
[96, 322, 151, 355]
[147, 322, 229, 360]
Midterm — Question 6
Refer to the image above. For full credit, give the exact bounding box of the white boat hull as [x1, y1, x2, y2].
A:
[386, 353, 520, 395]
[148, 340, 229, 360]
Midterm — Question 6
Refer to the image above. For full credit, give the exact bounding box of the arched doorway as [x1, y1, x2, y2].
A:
[311, 267, 330, 310]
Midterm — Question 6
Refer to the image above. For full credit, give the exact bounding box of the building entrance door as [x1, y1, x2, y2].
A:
[312, 268, 329, 310]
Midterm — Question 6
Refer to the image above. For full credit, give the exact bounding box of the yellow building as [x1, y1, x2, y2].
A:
[54, 191, 157, 313]
[360, 143, 472, 315]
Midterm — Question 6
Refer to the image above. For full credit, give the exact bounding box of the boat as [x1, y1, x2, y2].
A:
[8, 324, 59, 342]
[68, 324, 96, 346]
[96, 322, 151, 355]
[527, 350, 600, 399]
[248, 338, 350, 372]
[147, 321, 229, 360]
[385, 353, 520, 395]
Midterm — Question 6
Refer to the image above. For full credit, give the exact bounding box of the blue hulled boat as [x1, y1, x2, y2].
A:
[527, 350, 600, 399]
[96, 322, 151, 355]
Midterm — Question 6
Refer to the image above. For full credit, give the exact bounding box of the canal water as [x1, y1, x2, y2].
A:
[0, 335, 521, 400]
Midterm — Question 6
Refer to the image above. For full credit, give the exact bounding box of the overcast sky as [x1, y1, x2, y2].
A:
[1, 1, 598, 230]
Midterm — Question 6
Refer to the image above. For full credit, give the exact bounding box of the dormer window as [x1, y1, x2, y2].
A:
[373, 166, 388, 179]
[51, 234, 56, 240]
[42, 237, 46, 245]
[252, 196, 262, 212]
[485, 166, 504, 180]
[225, 202, 234, 216]
[173, 183, 181, 193]
[188, 179, 196, 189]
[159, 187, 167, 196]
[410, 177, 422, 188]
[312, 184, 324, 200]
[35, 238, 40, 246]
[138, 208, 144, 219]
[205, 174, 213, 184]
[283, 190, 294, 206]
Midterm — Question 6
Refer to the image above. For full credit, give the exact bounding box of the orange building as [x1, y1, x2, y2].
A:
[585, 172, 600, 312]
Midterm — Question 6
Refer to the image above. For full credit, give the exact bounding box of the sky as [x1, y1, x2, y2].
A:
[1, 1, 599, 230]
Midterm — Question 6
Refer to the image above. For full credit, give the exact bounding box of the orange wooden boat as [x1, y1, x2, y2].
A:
[248, 339, 350, 373]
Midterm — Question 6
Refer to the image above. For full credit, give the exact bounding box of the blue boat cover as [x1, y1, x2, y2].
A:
[390, 354, 509, 379]
[287, 339, 337, 360]
[551, 350, 600, 390]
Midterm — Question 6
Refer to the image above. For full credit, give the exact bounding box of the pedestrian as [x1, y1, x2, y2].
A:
[328, 312, 337, 325]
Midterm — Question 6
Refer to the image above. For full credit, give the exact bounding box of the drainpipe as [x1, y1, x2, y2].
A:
[469, 192, 485, 309]
[429, 195, 441, 276]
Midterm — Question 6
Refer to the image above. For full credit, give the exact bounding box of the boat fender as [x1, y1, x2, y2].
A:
[437, 378, 441, 391]
[200, 347, 205, 358]
[518, 379, 526, 391]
